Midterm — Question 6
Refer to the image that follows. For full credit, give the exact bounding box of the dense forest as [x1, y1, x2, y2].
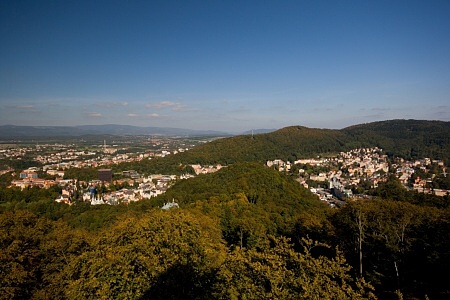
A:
[1, 120, 450, 299]
[1, 163, 449, 299]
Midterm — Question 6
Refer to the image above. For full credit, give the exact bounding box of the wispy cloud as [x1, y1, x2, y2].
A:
[5, 104, 35, 109]
[147, 113, 160, 118]
[145, 101, 188, 111]
[6, 104, 39, 113]
[96, 101, 128, 108]
[146, 101, 175, 109]
[127, 113, 139, 117]
[171, 104, 189, 111]
[87, 112, 102, 118]
[15, 105, 35, 109]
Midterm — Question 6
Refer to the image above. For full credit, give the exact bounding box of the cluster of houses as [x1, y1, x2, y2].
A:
[55, 173, 177, 205]
[6, 162, 223, 207]
[0, 147, 28, 159]
[11, 167, 58, 189]
[268, 147, 448, 204]
[190, 164, 224, 175]
[1, 142, 192, 180]
[51, 169, 207, 206]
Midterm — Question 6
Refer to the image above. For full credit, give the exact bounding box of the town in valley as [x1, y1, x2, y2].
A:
[1, 136, 448, 208]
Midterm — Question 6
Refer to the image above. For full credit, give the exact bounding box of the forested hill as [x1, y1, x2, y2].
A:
[168, 125, 348, 164]
[342, 119, 450, 159]
[155, 161, 329, 246]
[159, 162, 323, 209]
[143, 119, 450, 168]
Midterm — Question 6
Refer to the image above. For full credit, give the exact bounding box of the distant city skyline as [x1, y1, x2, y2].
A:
[1, 0, 449, 132]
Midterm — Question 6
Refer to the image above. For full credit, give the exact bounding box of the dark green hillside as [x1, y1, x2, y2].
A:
[177, 126, 350, 164]
[160, 162, 322, 208]
[117, 120, 450, 174]
[176, 119, 450, 164]
[114, 127, 349, 173]
[266, 126, 349, 157]
[122, 126, 349, 172]
[343, 119, 450, 160]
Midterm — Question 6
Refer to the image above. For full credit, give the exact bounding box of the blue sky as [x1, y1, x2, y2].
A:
[1, 0, 449, 133]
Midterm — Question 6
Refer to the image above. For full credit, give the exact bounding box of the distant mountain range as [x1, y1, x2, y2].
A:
[0, 124, 232, 137]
